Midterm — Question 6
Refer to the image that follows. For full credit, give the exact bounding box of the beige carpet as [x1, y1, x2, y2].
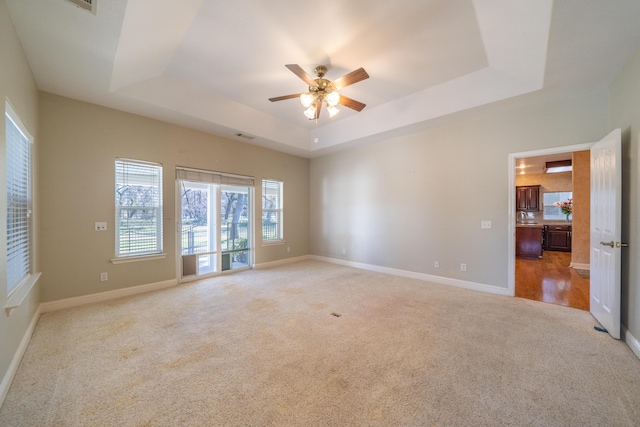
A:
[1, 260, 639, 426]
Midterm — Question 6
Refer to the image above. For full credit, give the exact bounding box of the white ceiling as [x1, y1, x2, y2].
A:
[6, 0, 640, 158]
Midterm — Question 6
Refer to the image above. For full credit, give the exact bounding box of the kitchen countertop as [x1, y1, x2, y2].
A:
[516, 221, 571, 228]
[516, 223, 544, 228]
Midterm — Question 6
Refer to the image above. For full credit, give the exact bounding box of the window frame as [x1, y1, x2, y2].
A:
[5, 101, 34, 297]
[261, 179, 283, 244]
[542, 191, 573, 221]
[114, 158, 164, 259]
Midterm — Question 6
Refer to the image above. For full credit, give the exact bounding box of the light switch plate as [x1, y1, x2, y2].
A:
[95, 222, 107, 231]
[481, 220, 492, 229]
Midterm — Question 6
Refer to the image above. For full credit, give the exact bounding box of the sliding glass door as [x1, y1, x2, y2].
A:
[177, 169, 253, 281]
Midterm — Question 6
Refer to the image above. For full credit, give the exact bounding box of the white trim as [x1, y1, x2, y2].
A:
[309, 255, 510, 296]
[622, 326, 640, 361]
[110, 253, 167, 264]
[0, 304, 41, 409]
[5, 99, 34, 140]
[176, 166, 254, 182]
[39, 279, 177, 313]
[253, 255, 311, 270]
[507, 142, 595, 296]
[4, 272, 41, 316]
[570, 262, 590, 270]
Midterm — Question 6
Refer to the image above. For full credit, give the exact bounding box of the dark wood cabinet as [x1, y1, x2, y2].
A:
[516, 226, 544, 258]
[516, 186, 540, 212]
[544, 225, 572, 252]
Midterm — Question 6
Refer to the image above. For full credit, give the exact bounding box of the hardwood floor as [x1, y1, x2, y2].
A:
[515, 251, 590, 310]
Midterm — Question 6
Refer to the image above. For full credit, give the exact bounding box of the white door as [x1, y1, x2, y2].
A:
[590, 128, 622, 339]
[177, 178, 253, 282]
[179, 180, 220, 281]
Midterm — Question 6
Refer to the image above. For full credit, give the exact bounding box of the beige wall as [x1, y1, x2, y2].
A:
[571, 151, 590, 266]
[610, 41, 640, 341]
[515, 172, 572, 192]
[38, 93, 310, 302]
[310, 92, 608, 288]
[0, 0, 40, 401]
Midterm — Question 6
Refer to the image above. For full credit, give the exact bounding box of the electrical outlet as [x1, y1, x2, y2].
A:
[287, 247, 291, 253]
[95, 222, 107, 231]
[460, 264, 467, 272]
[434, 261, 440, 268]
[100, 272, 108, 281]
[342, 248, 346, 255]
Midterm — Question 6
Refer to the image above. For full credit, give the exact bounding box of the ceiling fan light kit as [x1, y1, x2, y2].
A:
[269, 64, 369, 121]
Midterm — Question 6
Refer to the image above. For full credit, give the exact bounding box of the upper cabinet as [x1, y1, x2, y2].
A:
[516, 185, 540, 212]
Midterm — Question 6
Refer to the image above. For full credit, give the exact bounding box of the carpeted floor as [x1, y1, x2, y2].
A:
[1, 260, 639, 426]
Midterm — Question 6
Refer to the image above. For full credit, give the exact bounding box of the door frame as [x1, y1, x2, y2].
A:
[507, 142, 593, 296]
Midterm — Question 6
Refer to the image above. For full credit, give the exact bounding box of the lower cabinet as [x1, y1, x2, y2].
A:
[544, 225, 572, 252]
[516, 226, 544, 259]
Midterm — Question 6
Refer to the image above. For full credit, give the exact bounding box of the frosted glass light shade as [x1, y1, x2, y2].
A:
[326, 91, 340, 106]
[300, 93, 314, 108]
[304, 104, 316, 119]
[327, 105, 340, 117]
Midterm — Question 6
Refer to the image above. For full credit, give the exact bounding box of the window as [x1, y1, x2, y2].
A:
[543, 191, 572, 220]
[6, 104, 33, 294]
[262, 179, 283, 242]
[115, 159, 163, 257]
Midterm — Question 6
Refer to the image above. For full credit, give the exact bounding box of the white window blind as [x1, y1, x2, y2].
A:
[262, 179, 283, 241]
[6, 107, 32, 294]
[176, 167, 255, 187]
[115, 159, 163, 257]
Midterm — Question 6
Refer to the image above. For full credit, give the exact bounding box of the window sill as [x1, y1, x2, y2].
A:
[5, 272, 41, 316]
[262, 240, 285, 247]
[110, 253, 167, 265]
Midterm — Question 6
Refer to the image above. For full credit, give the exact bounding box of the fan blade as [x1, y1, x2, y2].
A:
[285, 64, 317, 86]
[338, 95, 366, 112]
[332, 67, 369, 90]
[269, 93, 303, 102]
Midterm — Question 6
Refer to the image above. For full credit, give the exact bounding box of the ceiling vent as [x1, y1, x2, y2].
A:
[63, 0, 96, 14]
[235, 133, 255, 140]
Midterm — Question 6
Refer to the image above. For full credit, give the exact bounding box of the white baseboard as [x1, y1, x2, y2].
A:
[0, 305, 42, 409]
[39, 279, 178, 313]
[622, 326, 640, 360]
[309, 255, 510, 296]
[254, 255, 311, 270]
[570, 262, 590, 270]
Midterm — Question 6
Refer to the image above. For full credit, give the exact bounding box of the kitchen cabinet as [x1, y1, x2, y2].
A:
[516, 226, 544, 259]
[516, 185, 540, 212]
[545, 225, 572, 252]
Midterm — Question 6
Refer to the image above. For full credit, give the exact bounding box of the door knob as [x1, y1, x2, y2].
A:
[600, 241, 615, 248]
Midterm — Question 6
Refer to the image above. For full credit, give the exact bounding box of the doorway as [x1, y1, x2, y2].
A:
[177, 168, 253, 282]
[508, 143, 593, 306]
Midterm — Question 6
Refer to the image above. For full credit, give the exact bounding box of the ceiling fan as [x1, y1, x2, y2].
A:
[269, 64, 369, 120]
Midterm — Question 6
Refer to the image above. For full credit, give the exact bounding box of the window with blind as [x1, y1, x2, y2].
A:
[115, 159, 163, 257]
[6, 105, 33, 295]
[262, 179, 283, 242]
